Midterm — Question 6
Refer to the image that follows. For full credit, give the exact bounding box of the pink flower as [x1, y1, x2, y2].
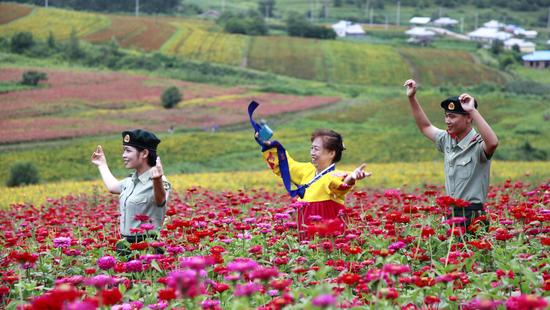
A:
[85, 275, 114, 289]
[250, 267, 279, 281]
[97, 256, 116, 270]
[201, 299, 221, 309]
[180, 256, 214, 270]
[388, 241, 406, 251]
[227, 258, 258, 273]
[234, 282, 262, 297]
[312, 294, 337, 308]
[140, 223, 154, 231]
[53, 237, 72, 248]
[506, 294, 548, 310]
[382, 264, 411, 275]
[124, 260, 143, 272]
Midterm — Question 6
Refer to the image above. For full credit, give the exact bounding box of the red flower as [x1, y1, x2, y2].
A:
[421, 226, 436, 238]
[130, 242, 149, 251]
[100, 287, 122, 306]
[495, 229, 514, 241]
[31, 284, 82, 309]
[270, 279, 292, 291]
[378, 287, 399, 299]
[210, 246, 226, 254]
[342, 245, 362, 255]
[158, 288, 177, 301]
[424, 295, 440, 305]
[338, 273, 360, 286]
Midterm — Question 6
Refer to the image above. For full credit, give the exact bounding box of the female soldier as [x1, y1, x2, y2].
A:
[91, 129, 171, 256]
[257, 129, 371, 239]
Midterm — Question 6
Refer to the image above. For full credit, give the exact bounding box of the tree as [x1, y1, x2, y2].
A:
[21, 71, 48, 86]
[286, 12, 309, 37]
[66, 28, 82, 60]
[220, 11, 268, 36]
[6, 162, 40, 187]
[490, 39, 503, 55]
[286, 12, 336, 39]
[47, 31, 56, 49]
[258, 0, 276, 18]
[10, 32, 34, 53]
[161, 86, 182, 109]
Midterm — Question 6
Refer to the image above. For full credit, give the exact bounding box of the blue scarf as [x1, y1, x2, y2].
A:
[248, 101, 335, 198]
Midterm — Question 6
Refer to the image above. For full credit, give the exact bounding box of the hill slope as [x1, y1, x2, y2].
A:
[0, 3, 506, 86]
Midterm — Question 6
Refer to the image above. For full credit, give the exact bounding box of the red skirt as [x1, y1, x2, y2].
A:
[296, 200, 347, 240]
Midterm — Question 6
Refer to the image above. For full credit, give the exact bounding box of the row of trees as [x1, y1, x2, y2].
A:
[0, 0, 180, 14]
[332, 0, 550, 11]
[219, 10, 336, 39]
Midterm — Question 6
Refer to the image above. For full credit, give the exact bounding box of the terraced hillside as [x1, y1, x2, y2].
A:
[0, 66, 339, 144]
[0, 3, 505, 86]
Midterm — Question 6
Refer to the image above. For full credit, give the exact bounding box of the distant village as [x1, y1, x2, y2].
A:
[331, 17, 550, 70]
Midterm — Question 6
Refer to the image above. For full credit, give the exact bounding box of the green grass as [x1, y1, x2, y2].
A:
[0, 81, 36, 93]
[1, 81, 548, 186]
[513, 65, 550, 85]
[398, 47, 506, 86]
[0, 4, 511, 87]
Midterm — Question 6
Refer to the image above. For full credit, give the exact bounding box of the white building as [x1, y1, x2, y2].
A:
[331, 20, 365, 37]
[504, 38, 536, 53]
[405, 27, 436, 45]
[433, 17, 458, 27]
[468, 27, 512, 43]
[409, 17, 431, 26]
[522, 30, 537, 39]
[483, 20, 505, 29]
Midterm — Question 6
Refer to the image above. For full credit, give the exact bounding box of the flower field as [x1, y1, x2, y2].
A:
[0, 174, 548, 309]
[0, 3, 33, 25]
[0, 5, 109, 40]
[0, 4, 507, 87]
[84, 16, 176, 52]
[160, 20, 249, 67]
[397, 48, 506, 87]
[2, 161, 548, 210]
[0, 67, 339, 143]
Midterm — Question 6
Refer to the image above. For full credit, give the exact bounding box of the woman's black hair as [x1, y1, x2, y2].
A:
[134, 146, 157, 167]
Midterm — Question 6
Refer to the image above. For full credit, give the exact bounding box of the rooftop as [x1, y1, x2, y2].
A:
[522, 51, 550, 61]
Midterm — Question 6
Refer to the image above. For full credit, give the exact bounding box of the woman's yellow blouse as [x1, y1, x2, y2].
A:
[262, 148, 353, 204]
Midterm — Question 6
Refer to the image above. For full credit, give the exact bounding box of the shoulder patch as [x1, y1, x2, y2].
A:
[469, 134, 482, 144]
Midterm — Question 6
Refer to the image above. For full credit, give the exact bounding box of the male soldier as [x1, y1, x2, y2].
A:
[404, 79, 499, 231]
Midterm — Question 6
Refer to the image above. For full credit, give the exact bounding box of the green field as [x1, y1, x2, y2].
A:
[1, 71, 548, 186]
[0, 3, 548, 188]
[0, 3, 508, 87]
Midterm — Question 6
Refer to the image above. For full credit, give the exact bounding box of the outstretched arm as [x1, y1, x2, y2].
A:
[404, 79, 441, 142]
[459, 93, 499, 158]
[343, 163, 372, 186]
[91, 145, 121, 194]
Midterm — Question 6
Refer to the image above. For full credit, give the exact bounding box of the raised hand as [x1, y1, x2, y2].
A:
[254, 131, 272, 147]
[91, 145, 107, 167]
[350, 163, 372, 181]
[151, 156, 164, 179]
[404, 79, 417, 98]
[458, 93, 476, 112]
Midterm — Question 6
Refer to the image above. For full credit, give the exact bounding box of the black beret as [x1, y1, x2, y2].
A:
[440, 96, 478, 114]
[122, 129, 160, 151]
